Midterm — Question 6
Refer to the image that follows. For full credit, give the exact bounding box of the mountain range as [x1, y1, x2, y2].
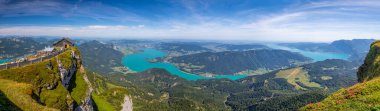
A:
[280, 39, 375, 61]
[168, 49, 311, 75]
[0, 37, 378, 111]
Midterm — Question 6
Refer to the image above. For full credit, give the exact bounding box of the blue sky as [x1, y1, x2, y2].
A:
[0, 0, 379, 42]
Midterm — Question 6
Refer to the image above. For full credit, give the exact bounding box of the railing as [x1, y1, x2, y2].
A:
[0, 48, 69, 70]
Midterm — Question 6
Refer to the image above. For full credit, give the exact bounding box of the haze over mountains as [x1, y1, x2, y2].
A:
[280, 39, 375, 62]
[0, 36, 376, 110]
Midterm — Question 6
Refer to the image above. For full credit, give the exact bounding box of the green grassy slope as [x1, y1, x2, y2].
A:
[301, 41, 380, 110]
[0, 79, 57, 111]
[0, 47, 88, 110]
[275, 67, 321, 90]
[87, 71, 129, 111]
[301, 77, 380, 110]
[69, 69, 88, 105]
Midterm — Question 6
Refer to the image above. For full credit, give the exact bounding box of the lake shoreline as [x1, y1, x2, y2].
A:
[121, 48, 248, 81]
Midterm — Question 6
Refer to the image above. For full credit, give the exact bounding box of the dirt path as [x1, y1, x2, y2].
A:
[121, 95, 133, 111]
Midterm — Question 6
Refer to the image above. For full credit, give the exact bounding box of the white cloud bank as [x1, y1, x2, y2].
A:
[0, 22, 377, 42]
[1, 0, 380, 42]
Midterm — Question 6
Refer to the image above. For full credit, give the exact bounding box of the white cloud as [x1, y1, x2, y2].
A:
[87, 25, 111, 29]
[0, 0, 146, 23]
[0, 1, 67, 17]
[1, 0, 380, 42]
[0, 21, 377, 42]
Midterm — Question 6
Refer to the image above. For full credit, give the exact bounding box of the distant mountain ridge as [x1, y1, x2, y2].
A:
[216, 44, 270, 51]
[0, 37, 47, 59]
[79, 40, 124, 75]
[158, 42, 212, 53]
[169, 49, 311, 75]
[280, 39, 375, 61]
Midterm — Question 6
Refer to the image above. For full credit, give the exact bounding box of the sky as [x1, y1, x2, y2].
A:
[0, 0, 380, 42]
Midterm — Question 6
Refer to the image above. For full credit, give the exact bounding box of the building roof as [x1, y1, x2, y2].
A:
[53, 37, 74, 46]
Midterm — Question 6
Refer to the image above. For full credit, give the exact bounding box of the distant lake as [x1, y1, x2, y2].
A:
[266, 44, 349, 61]
[122, 49, 247, 81]
[0, 59, 11, 64]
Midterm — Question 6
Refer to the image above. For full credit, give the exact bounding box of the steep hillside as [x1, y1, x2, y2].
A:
[357, 41, 380, 82]
[225, 59, 357, 110]
[302, 41, 380, 110]
[86, 71, 130, 111]
[0, 37, 47, 59]
[330, 39, 374, 55]
[331, 39, 375, 61]
[301, 59, 358, 90]
[0, 47, 90, 110]
[117, 68, 230, 111]
[301, 76, 380, 110]
[79, 40, 124, 75]
[280, 39, 375, 61]
[237, 59, 357, 91]
[169, 49, 311, 75]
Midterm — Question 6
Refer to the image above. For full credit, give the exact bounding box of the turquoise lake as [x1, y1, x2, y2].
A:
[122, 46, 349, 81]
[266, 44, 349, 61]
[122, 49, 247, 81]
[0, 59, 11, 64]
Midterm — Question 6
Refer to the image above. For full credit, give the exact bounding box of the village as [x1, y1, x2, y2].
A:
[0, 38, 75, 70]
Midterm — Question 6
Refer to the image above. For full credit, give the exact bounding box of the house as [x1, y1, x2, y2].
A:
[53, 38, 75, 50]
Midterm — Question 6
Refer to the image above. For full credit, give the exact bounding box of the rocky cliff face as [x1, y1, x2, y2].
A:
[56, 49, 94, 111]
[357, 41, 380, 82]
[0, 47, 93, 111]
[57, 50, 80, 89]
[75, 66, 94, 111]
